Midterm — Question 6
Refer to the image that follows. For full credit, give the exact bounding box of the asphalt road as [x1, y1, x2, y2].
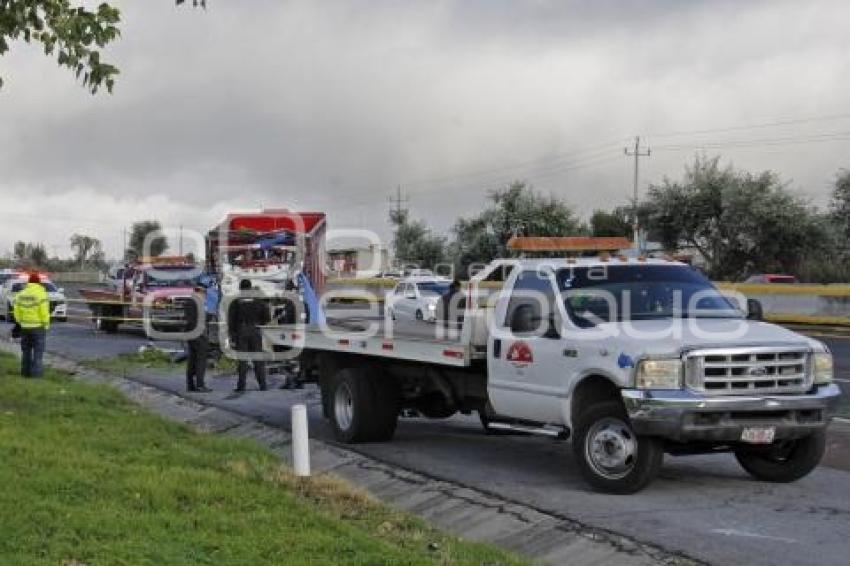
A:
[6, 318, 850, 566]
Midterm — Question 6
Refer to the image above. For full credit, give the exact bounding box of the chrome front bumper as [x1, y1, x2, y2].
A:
[621, 384, 842, 442]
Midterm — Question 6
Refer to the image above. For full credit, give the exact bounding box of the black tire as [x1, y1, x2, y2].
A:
[415, 309, 423, 321]
[572, 400, 663, 494]
[93, 307, 119, 333]
[734, 432, 825, 483]
[329, 368, 398, 443]
[370, 374, 400, 441]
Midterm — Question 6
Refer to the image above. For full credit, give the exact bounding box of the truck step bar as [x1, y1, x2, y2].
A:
[487, 421, 570, 440]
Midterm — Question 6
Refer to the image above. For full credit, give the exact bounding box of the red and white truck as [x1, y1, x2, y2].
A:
[265, 255, 841, 493]
[79, 256, 199, 334]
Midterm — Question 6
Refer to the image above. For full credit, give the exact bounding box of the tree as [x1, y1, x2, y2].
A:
[450, 181, 582, 276]
[642, 156, 826, 280]
[12, 240, 47, 266]
[389, 208, 446, 271]
[69, 233, 102, 267]
[0, 1, 121, 92]
[127, 220, 168, 260]
[1, 1, 206, 92]
[829, 169, 850, 244]
[590, 208, 632, 238]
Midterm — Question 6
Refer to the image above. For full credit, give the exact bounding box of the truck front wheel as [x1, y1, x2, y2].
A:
[573, 401, 663, 494]
[734, 432, 825, 483]
[330, 368, 398, 443]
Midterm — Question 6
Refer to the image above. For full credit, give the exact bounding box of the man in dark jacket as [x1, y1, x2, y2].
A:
[227, 279, 270, 392]
[184, 288, 211, 392]
[439, 279, 462, 329]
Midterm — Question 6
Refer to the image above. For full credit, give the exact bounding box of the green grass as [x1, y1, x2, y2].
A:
[0, 354, 525, 565]
[81, 348, 179, 374]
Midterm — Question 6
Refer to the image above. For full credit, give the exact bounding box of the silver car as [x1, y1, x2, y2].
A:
[386, 278, 451, 322]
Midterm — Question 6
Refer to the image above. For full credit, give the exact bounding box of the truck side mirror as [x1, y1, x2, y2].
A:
[746, 298, 763, 321]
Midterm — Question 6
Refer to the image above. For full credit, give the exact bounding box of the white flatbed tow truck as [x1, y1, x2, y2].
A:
[262, 256, 841, 493]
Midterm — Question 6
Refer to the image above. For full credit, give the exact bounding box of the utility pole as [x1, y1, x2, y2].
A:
[179, 224, 184, 257]
[624, 136, 651, 248]
[387, 185, 409, 218]
[387, 185, 410, 267]
[122, 227, 127, 261]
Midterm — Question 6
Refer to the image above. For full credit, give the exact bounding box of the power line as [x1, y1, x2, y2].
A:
[646, 111, 850, 139]
[654, 130, 850, 151]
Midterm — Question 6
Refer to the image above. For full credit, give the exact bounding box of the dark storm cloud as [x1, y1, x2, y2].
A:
[0, 0, 848, 255]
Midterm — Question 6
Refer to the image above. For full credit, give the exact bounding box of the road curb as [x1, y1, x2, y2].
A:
[0, 340, 700, 566]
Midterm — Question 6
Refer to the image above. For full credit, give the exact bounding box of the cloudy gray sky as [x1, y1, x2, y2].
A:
[1, 0, 849, 259]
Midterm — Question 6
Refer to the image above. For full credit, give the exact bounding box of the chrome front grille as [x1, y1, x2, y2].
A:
[685, 347, 811, 395]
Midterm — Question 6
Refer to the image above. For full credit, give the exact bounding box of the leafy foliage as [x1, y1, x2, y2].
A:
[450, 181, 582, 277]
[13, 240, 47, 266]
[590, 208, 632, 238]
[127, 220, 168, 260]
[389, 208, 446, 270]
[0, 0, 121, 92]
[69, 233, 103, 266]
[642, 156, 827, 280]
[830, 169, 850, 243]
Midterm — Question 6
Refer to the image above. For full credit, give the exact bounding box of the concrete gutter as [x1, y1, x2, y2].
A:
[0, 341, 699, 565]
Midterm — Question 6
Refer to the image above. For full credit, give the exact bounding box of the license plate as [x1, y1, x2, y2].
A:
[741, 426, 776, 444]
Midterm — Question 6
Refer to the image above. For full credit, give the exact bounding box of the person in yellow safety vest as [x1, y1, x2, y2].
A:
[13, 272, 51, 378]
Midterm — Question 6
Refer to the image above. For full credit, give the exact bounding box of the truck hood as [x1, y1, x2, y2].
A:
[594, 317, 826, 357]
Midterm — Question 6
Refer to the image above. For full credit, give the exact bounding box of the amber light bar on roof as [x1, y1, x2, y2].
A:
[506, 236, 632, 253]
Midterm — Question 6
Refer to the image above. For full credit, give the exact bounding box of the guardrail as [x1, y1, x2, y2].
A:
[326, 278, 850, 327]
[49, 271, 103, 284]
[716, 283, 850, 326]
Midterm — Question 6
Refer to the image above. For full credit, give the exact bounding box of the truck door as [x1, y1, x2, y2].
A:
[487, 268, 565, 424]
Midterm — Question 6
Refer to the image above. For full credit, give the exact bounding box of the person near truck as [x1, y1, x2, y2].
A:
[439, 279, 463, 329]
[227, 279, 270, 392]
[13, 273, 50, 378]
[184, 285, 211, 393]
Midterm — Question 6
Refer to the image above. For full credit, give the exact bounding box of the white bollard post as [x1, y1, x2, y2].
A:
[291, 404, 311, 477]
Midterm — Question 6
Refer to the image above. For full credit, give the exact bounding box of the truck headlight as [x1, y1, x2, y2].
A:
[813, 352, 833, 385]
[635, 359, 682, 389]
[427, 303, 437, 311]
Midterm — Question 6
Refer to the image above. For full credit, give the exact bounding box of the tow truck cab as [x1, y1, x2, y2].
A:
[484, 257, 839, 492]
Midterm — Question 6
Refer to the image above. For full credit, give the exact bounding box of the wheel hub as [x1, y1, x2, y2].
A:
[586, 417, 638, 480]
[334, 382, 354, 431]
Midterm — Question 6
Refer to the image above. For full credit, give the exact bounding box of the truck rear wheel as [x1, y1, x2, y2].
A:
[572, 400, 663, 494]
[93, 306, 119, 333]
[330, 368, 398, 443]
[734, 432, 825, 483]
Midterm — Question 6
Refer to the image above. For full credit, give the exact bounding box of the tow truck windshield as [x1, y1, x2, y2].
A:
[144, 268, 198, 288]
[558, 265, 740, 326]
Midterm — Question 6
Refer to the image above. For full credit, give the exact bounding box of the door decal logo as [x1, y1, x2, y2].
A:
[507, 341, 533, 365]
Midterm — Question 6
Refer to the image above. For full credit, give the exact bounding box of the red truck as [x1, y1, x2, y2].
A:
[79, 256, 199, 334]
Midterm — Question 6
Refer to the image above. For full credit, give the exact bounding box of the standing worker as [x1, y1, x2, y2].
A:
[184, 284, 212, 393]
[227, 279, 270, 392]
[13, 273, 50, 378]
[439, 279, 462, 329]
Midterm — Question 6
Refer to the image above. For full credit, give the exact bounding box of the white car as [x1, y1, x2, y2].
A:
[0, 277, 68, 322]
[386, 278, 451, 322]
